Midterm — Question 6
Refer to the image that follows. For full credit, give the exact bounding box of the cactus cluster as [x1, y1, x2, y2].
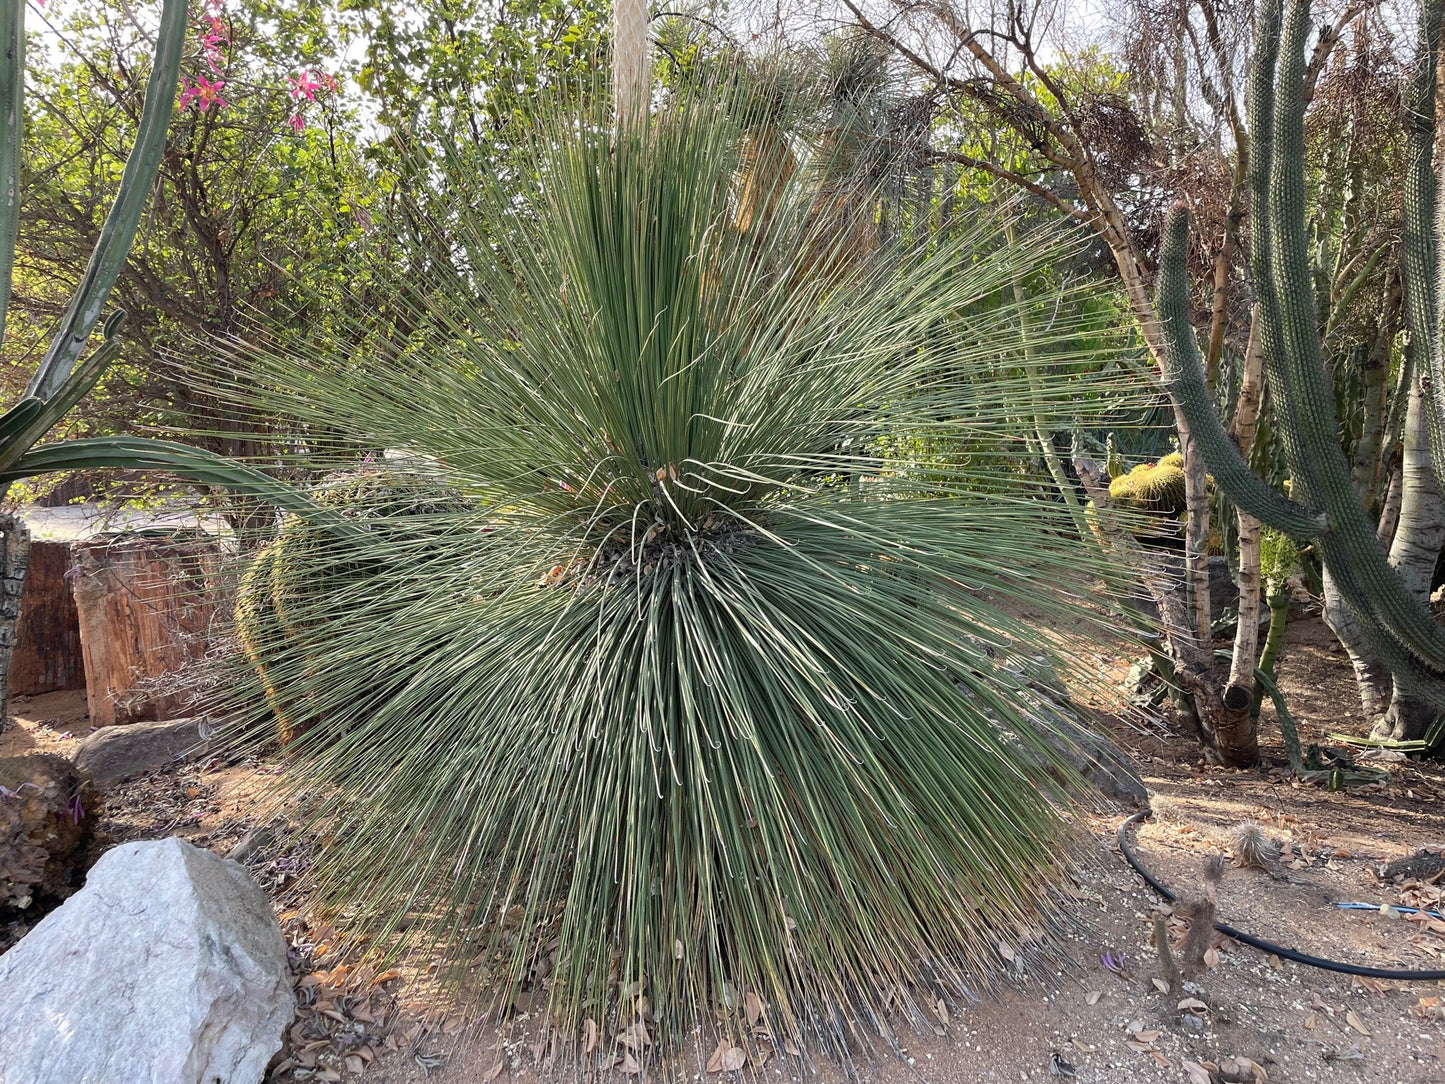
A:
[1108, 452, 1188, 516]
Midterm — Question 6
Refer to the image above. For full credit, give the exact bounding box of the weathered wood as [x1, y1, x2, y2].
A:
[0, 513, 32, 721]
[9, 541, 84, 696]
[70, 531, 223, 727]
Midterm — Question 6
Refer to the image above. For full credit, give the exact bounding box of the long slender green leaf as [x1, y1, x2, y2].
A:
[25, 0, 188, 400]
[0, 435, 356, 536]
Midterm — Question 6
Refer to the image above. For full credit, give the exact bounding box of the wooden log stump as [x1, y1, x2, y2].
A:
[9, 541, 84, 696]
[70, 531, 225, 727]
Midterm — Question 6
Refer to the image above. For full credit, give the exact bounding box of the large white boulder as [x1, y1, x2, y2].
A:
[0, 836, 293, 1084]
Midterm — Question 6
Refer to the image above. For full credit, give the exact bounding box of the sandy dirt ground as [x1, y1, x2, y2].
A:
[4, 610, 1445, 1083]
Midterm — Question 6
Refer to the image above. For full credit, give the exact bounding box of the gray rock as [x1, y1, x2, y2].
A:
[72, 716, 211, 789]
[0, 836, 293, 1084]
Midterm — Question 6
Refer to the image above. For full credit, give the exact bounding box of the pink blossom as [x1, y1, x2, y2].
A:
[179, 77, 227, 111]
[287, 113, 306, 133]
[288, 70, 322, 102]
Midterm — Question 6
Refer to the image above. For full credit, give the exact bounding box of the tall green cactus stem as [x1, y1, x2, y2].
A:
[1156, 210, 1324, 538]
[1161, 0, 1445, 696]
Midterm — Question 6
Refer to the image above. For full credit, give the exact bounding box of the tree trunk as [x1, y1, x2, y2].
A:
[69, 532, 223, 727]
[0, 513, 32, 724]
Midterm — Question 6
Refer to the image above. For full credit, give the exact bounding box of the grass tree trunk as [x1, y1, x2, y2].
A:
[612, 0, 649, 123]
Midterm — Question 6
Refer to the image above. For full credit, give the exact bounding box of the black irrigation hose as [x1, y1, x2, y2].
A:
[1117, 809, 1445, 981]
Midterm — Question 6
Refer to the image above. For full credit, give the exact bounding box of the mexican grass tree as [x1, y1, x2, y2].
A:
[212, 91, 1134, 1048]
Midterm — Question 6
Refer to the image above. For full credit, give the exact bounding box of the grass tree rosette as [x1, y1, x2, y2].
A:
[216, 94, 1130, 1047]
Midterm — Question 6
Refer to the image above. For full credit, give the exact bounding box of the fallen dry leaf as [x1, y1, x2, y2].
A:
[1220, 1054, 1268, 1082]
[745, 991, 765, 1026]
[1182, 1059, 1212, 1084]
[721, 1047, 746, 1072]
[482, 1059, 505, 1082]
[935, 998, 949, 1026]
[1152, 978, 1170, 994]
[1345, 1010, 1371, 1036]
[1085, 990, 1102, 1006]
[706, 1039, 729, 1073]
[1133, 1029, 1162, 1043]
[1415, 996, 1445, 1020]
[1148, 1049, 1172, 1069]
[1203, 945, 1220, 968]
[998, 940, 1016, 962]
[1177, 997, 1207, 1012]
[619, 1020, 651, 1050]
[620, 1052, 641, 1075]
[344, 1054, 364, 1075]
[583, 1018, 598, 1054]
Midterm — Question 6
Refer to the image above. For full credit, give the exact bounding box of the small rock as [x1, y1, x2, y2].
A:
[0, 836, 293, 1083]
[72, 716, 211, 790]
[1180, 1012, 1205, 1030]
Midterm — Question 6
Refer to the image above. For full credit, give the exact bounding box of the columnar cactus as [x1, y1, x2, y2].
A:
[1156, 0, 1445, 734]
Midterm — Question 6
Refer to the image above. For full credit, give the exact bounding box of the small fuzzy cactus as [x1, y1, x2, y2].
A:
[1228, 821, 1281, 869]
[1104, 433, 1126, 480]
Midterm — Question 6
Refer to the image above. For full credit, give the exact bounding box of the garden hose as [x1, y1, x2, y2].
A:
[1116, 810, 1445, 981]
[1335, 902, 1445, 921]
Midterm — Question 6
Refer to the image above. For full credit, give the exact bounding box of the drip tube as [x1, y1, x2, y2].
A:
[1117, 810, 1445, 981]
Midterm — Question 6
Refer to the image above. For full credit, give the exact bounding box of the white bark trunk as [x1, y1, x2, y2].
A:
[1378, 378, 1445, 739]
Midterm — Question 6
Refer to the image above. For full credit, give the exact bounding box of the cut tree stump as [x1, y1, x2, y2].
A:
[9, 541, 84, 696]
[70, 531, 225, 727]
